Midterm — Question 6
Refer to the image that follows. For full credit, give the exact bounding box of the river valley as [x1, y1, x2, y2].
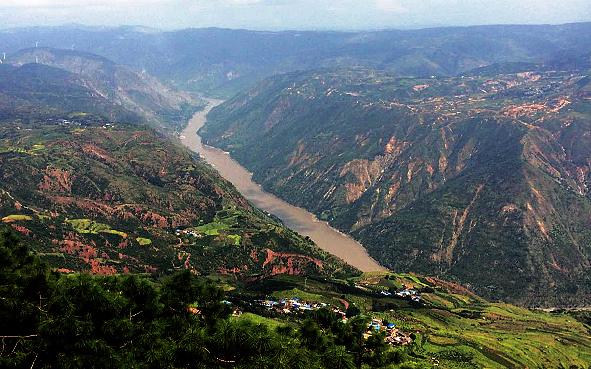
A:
[181, 99, 385, 272]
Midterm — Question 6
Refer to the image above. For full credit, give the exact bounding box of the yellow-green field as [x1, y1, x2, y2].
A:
[136, 237, 152, 245]
[2, 214, 33, 221]
[67, 219, 127, 237]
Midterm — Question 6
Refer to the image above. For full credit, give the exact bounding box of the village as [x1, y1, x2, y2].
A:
[380, 285, 423, 303]
[241, 287, 421, 346]
[175, 228, 203, 238]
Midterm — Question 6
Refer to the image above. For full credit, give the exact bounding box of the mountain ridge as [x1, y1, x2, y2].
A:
[0, 110, 357, 279]
[0, 56, 358, 280]
[200, 66, 591, 307]
[1, 23, 591, 97]
[6, 47, 205, 132]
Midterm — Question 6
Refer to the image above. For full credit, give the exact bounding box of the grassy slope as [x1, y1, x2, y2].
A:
[230, 272, 591, 368]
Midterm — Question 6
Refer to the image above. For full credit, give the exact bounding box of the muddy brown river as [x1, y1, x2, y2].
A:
[181, 99, 385, 272]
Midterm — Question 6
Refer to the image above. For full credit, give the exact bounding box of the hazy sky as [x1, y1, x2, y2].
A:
[1, 0, 590, 31]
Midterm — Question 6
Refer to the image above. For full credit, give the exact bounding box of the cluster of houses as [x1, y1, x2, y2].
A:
[259, 297, 343, 315]
[35, 118, 83, 126]
[175, 228, 203, 238]
[380, 285, 423, 303]
[365, 318, 413, 346]
[254, 297, 413, 346]
[41, 118, 113, 128]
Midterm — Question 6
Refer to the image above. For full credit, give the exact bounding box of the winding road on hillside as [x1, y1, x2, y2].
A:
[181, 99, 386, 272]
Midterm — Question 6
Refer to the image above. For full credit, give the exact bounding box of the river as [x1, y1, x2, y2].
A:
[180, 99, 386, 272]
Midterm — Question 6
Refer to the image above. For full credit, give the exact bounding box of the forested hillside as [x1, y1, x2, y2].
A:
[201, 65, 591, 307]
[2, 232, 590, 368]
[0, 232, 375, 368]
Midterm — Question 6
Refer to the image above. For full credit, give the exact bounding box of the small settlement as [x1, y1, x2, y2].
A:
[260, 297, 331, 313]
[367, 318, 413, 346]
[175, 228, 203, 238]
[248, 289, 420, 346]
[381, 285, 423, 303]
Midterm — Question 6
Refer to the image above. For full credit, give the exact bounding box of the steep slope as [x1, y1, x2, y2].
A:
[1, 23, 590, 97]
[0, 108, 357, 279]
[200, 67, 591, 306]
[7, 48, 204, 132]
[0, 63, 143, 124]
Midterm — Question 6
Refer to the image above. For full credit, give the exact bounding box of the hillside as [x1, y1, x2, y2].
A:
[0, 108, 357, 279]
[0, 63, 144, 125]
[6, 48, 204, 132]
[200, 66, 591, 307]
[226, 272, 591, 368]
[2, 230, 590, 368]
[1, 23, 590, 97]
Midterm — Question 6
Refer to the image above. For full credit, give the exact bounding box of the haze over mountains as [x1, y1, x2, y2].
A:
[1, 23, 591, 97]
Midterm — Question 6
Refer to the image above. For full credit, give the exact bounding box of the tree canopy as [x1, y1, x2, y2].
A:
[0, 230, 401, 368]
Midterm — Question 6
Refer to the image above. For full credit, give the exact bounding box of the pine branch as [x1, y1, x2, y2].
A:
[30, 352, 38, 369]
[203, 347, 237, 363]
[130, 310, 143, 322]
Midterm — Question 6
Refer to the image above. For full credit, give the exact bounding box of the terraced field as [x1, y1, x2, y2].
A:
[229, 272, 591, 368]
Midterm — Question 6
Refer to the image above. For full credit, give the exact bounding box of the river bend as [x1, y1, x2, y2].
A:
[180, 99, 385, 272]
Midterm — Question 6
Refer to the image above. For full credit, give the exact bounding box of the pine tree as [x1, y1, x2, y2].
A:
[0, 229, 53, 368]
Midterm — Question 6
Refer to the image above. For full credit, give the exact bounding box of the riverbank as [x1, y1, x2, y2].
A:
[180, 99, 385, 272]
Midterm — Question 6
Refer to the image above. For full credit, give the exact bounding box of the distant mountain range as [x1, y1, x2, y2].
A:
[1, 23, 591, 97]
[200, 63, 591, 307]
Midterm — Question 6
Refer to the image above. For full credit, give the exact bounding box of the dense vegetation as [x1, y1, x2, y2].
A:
[2, 231, 590, 368]
[0, 230, 404, 369]
[201, 65, 591, 307]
